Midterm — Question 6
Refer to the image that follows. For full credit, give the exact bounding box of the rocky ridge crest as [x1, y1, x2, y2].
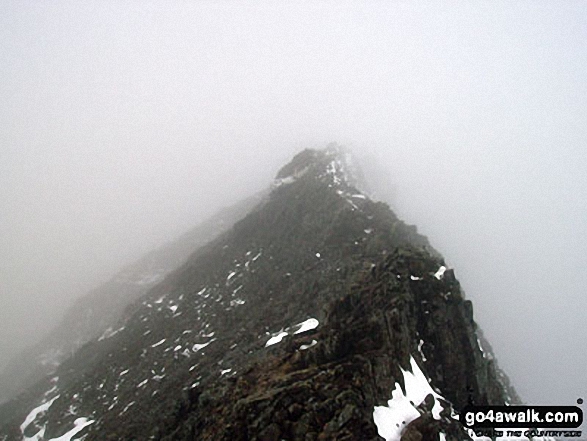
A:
[1, 146, 515, 441]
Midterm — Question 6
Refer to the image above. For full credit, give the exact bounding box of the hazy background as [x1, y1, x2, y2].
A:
[1, 0, 585, 410]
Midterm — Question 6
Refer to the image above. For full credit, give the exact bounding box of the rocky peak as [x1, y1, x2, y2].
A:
[273, 143, 362, 191]
[0, 146, 516, 441]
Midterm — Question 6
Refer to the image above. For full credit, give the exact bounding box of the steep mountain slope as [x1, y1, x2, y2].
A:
[0, 146, 515, 440]
[0, 193, 264, 409]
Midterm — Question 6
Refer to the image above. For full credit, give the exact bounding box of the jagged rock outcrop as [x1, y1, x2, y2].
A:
[0, 146, 516, 441]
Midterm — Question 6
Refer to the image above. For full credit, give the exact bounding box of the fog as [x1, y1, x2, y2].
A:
[1, 0, 585, 410]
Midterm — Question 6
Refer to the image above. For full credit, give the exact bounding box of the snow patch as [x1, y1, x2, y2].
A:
[49, 417, 94, 441]
[121, 402, 135, 414]
[299, 340, 317, 350]
[373, 356, 447, 440]
[265, 318, 320, 347]
[265, 330, 288, 347]
[192, 339, 215, 353]
[21, 395, 60, 435]
[434, 266, 447, 280]
[151, 339, 166, 348]
[294, 318, 319, 334]
[477, 337, 488, 359]
[417, 339, 427, 362]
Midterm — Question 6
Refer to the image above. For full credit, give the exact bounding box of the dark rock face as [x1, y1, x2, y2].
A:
[0, 146, 515, 440]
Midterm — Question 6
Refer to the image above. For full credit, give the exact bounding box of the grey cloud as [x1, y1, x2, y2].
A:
[0, 0, 585, 410]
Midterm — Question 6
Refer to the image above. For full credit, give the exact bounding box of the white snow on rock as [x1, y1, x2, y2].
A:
[49, 417, 94, 441]
[373, 356, 446, 440]
[230, 298, 246, 307]
[294, 318, 319, 334]
[265, 318, 320, 347]
[373, 356, 554, 441]
[325, 160, 343, 186]
[21, 395, 60, 437]
[47, 418, 94, 441]
[20, 395, 94, 441]
[192, 339, 214, 353]
[151, 339, 166, 348]
[265, 330, 288, 347]
[417, 339, 427, 362]
[434, 266, 447, 280]
[43, 384, 58, 398]
[23, 427, 46, 441]
[476, 337, 493, 360]
[299, 340, 318, 350]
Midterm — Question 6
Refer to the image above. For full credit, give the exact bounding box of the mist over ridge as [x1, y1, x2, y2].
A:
[1, 0, 585, 419]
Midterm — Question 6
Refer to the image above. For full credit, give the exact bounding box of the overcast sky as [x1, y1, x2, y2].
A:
[1, 1, 585, 409]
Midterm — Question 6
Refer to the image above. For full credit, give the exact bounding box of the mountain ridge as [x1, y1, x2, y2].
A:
[0, 192, 265, 410]
[1, 146, 517, 440]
